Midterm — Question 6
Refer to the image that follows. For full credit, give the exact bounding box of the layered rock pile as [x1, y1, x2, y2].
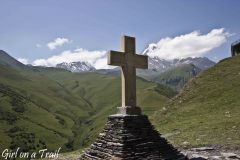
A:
[80, 114, 187, 160]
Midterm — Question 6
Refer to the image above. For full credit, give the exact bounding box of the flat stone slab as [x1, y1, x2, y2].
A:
[181, 146, 240, 160]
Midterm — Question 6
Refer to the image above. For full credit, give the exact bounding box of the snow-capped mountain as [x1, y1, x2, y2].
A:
[148, 57, 173, 71]
[142, 44, 216, 71]
[148, 56, 215, 71]
[56, 61, 96, 72]
[142, 43, 158, 55]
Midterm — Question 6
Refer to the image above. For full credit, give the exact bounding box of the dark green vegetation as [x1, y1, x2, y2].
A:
[0, 51, 175, 154]
[154, 56, 240, 148]
[137, 64, 201, 91]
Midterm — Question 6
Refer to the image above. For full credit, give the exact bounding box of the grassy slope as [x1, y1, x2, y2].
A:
[153, 56, 240, 148]
[137, 64, 201, 91]
[0, 65, 175, 153]
[0, 65, 91, 153]
[152, 64, 201, 91]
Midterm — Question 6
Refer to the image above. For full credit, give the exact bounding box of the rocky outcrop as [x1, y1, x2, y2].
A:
[80, 114, 187, 160]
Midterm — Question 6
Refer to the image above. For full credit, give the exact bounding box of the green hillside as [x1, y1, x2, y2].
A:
[137, 64, 201, 91]
[153, 56, 240, 148]
[151, 64, 201, 91]
[0, 64, 175, 154]
[0, 65, 91, 154]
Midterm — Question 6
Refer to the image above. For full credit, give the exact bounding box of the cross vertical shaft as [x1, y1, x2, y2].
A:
[121, 36, 136, 107]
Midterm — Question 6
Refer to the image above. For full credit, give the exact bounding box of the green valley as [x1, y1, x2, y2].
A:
[138, 64, 201, 91]
[0, 61, 175, 154]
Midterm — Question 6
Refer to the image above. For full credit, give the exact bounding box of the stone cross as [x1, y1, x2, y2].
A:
[108, 36, 148, 115]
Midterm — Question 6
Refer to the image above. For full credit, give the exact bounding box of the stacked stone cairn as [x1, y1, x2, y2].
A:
[80, 114, 188, 160]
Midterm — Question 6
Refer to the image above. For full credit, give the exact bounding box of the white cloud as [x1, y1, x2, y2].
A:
[47, 37, 70, 50]
[144, 28, 231, 60]
[32, 48, 112, 69]
[17, 58, 28, 64]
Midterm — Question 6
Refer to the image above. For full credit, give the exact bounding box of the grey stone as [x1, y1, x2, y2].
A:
[221, 152, 240, 159]
[191, 154, 208, 160]
[192, 147, 215, 151]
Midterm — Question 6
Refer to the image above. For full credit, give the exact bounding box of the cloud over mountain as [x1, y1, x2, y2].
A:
[32, 48, 110, 69]
[47, 37, 70, 50]
[143, 28, 231, 59]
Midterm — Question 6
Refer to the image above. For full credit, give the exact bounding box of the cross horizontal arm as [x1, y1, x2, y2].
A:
[133, 54, 148, 69]
[107, 50, 124, 66]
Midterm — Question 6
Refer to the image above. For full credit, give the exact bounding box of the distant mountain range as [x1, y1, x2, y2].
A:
[50, 42, 216, 73]
[148, 56, 215, 71]
[0, 49, 216, 91]
[55, 56, 215, 73]
[143, 43, 216, 70]
[0, 49, 216, 73]
[56, 61, 95, 72]
[52, 44, 216, 91]
[53, 54, 215, 91]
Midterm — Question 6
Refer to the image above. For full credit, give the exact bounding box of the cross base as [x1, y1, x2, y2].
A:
[117, 106, 142, 115]
[80, 114, 187, 159]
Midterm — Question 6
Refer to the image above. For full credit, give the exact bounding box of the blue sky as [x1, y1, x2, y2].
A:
[0, 0, 240, 68]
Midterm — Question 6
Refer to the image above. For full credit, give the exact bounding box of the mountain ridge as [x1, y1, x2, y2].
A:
[0, 50, 27, 70]
[0, 50, 216, 92]
[54, 56, 215, 73]
[0, 49, 216, 73]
